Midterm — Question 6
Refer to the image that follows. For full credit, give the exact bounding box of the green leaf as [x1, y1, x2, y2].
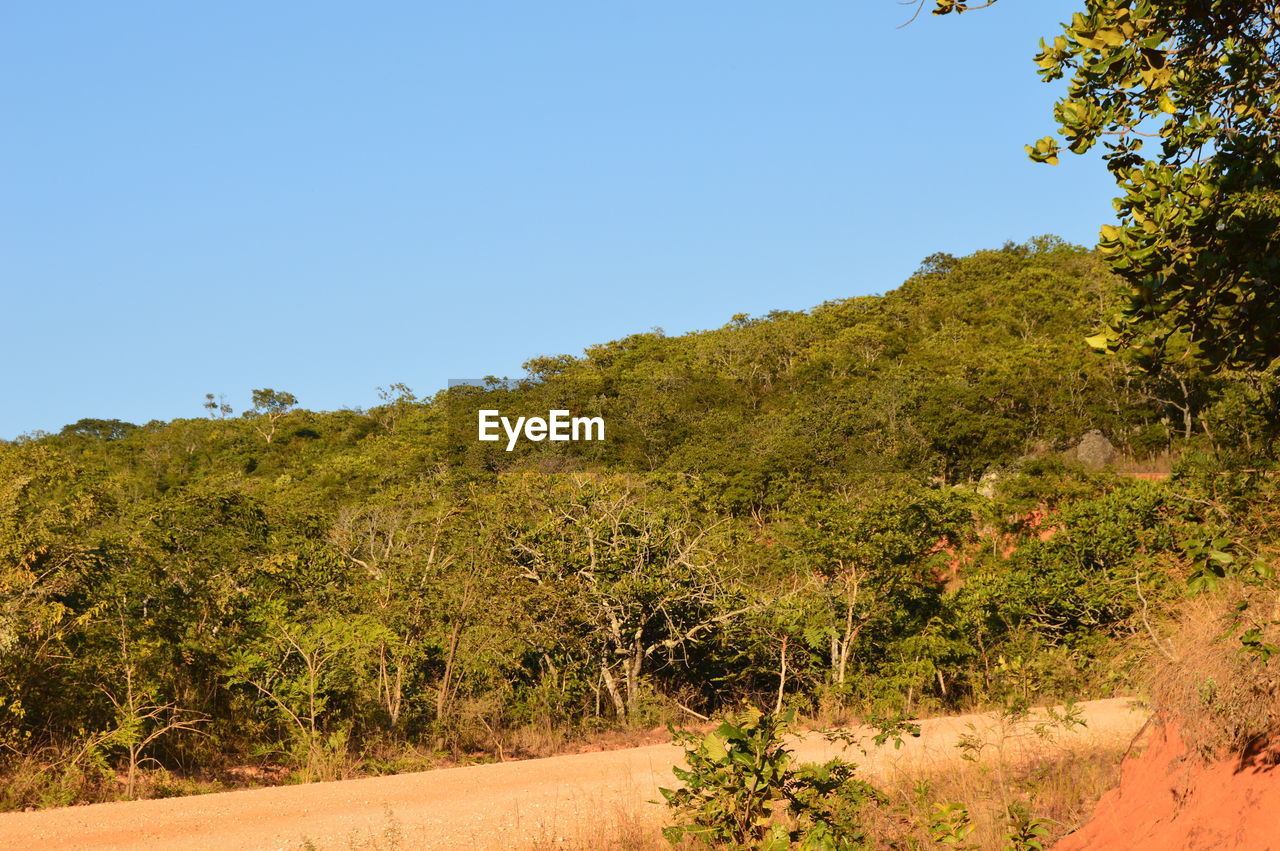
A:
[1084, 333, 1112, 350]
[703, 732, 728, 760]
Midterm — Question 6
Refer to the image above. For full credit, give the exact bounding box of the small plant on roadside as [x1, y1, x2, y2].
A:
[1004, 800, 1052, 851]
[660, 706, 882, 849]
[1030, 701, 1085, 740]
[660, 707, 790, 846]
[928, 802, 975, 848]
[785, 760, 882, 849]
[866, 710, 922, 750]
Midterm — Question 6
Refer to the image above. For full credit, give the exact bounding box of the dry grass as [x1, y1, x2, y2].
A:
[0, 747, 234, 811]
[1146, 583, 1280, 759]
[1114, 452, 1173, 479]
[876, 743, 1126, 848]
[515, 771, 693, 851]
[523, 803, 674, 851]
[513, 741, 1127, 850]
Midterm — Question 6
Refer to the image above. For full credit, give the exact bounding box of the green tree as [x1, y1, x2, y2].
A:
[202, 393, 233, 419]
[248, 388, 297, 443]
[58, 418, 138, 441]
[98, 610, 206, 799]
[0, 445, 106, 746]
[226, 608, 387, 776]
[369, 383, 418, 435]
[933, 0, 1280, 369]
[499, 474, 748, 722]
[786, 488, 968, 690]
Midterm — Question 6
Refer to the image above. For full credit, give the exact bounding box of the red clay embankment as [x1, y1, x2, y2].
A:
[1056, 723, 1280, 850]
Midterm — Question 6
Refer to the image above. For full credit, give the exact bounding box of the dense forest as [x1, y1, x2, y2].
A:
[4, 237, 1279, 809]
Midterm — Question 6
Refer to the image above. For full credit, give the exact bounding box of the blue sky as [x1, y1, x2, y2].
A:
[1, 1, 1114, 438]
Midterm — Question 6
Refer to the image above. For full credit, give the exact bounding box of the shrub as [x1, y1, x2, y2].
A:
[660, 707, 882, 849]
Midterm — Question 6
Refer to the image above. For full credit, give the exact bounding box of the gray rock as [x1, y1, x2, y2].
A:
[1071, 429, 1116, 470]
[977, 467, 1002, 498]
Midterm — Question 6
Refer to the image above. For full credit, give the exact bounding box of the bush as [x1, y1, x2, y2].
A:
[660, 707, 882, 849]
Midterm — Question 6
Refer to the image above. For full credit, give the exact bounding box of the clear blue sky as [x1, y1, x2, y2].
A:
[2, 1, 1114, 438]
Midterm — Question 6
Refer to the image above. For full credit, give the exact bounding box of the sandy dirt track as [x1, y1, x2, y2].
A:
[0, 698, 1144, 850]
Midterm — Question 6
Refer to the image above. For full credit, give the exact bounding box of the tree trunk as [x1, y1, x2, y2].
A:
[377, 643, 404, 729]
[775, 635, 788, 714]
[624, 635, 644, 719]
[835, 602, 857, 686]
[435, 622, 462, 722]
[600, 663, 627, 720]
[1178, 378, 1194, 440]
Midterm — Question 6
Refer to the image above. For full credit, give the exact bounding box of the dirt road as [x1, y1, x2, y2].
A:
[0, 698, 1144, 850]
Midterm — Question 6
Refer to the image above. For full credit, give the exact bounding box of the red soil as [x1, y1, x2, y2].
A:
[1056, 723, 1280, 850]
[930, 507, 1061, 585]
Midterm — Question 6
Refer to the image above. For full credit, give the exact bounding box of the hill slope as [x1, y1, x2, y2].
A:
[1, 237, 1274, 812]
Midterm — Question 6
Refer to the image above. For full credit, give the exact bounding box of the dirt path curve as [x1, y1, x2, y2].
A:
[0, 698, 1144, 850]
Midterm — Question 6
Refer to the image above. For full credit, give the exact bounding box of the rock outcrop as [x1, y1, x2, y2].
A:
[1063, 429, 1117, 470]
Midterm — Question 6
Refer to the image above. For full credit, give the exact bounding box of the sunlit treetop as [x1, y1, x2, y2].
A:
[929, 0, 1280, 370]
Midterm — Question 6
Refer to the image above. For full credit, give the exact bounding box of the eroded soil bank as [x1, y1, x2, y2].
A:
[1056, 723, 1280, 850]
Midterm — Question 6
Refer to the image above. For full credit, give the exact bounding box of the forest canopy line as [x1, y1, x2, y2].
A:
[3, 238, 1280, 809]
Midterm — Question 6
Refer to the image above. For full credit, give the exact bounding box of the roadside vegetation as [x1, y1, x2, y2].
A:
[511, 711, 1129, 850]
[656, 702, 1126, 850]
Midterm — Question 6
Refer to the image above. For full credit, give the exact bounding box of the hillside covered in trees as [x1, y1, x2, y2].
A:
[4, 237, 1279, 809]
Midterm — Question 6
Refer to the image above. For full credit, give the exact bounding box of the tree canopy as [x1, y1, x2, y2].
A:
[933, 1, 1280, 369]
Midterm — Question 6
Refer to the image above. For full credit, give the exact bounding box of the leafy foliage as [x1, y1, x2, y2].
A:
[934, 1, 1280, 369]
[660, 707, 881, 849]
